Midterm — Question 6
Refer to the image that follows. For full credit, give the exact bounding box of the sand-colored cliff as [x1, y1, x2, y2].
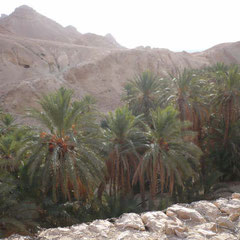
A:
[1, 5, 240, 115]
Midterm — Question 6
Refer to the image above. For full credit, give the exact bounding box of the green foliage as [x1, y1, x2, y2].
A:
[207, 120, 240, 180]
[39, 198, 80, 227]
[102, 106, 147, 196]
[123, 71, 167, 118]
[25, 88, 104, 202]
[0, 113, 17, 136]
[134, 106, 202, 200]
[0, 172, 39, 238]
[2, 65, 240, 237]
[27, 88, 79, 135]
[212, 65, 240, 144]
[0, 127, 31, 174]
[97, 193, 142, 219]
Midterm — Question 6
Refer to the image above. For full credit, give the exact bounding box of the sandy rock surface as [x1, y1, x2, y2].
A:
[1, 6, 240, 117]
[6, 193, 240, 240]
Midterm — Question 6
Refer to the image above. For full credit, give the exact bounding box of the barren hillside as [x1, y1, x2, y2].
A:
[1, 5, 240, 115]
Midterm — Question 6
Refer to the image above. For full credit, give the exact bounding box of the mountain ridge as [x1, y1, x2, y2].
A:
[1, 5, 240, 116]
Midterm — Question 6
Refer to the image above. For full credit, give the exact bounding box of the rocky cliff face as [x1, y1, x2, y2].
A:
[7, 193, 240, 239]
[1, 5, 240, 116]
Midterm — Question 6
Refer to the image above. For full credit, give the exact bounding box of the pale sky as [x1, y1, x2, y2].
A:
[1, 0, 240, 52]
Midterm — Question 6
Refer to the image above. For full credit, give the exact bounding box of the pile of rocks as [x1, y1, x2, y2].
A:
[8, 193, 240, 240]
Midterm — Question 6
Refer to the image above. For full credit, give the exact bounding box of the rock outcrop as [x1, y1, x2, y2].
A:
[7, 193, 240, 239]
[1, 5, 240, 117]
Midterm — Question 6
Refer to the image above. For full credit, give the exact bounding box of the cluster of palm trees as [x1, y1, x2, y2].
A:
[1, 63, 240, 237]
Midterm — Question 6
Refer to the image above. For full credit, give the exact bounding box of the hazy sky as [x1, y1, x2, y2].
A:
[1, 0, 240, 52]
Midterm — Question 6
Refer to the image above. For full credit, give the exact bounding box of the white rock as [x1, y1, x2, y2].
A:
[196, 229, 216, 238]
[214, 198, 240, 215]
[166, 210, 177, 217]
[192, 200, 221, 222]
[210, 232, 238, 240]
[175, 229, 188, 238]
[229, 198, 240, 206]
[232, 192, 240, 200]
[38, 227, 70, 238]
[117, 231, 132, 240]
[141, 211, 168, 232]
[186, 233, 206, 240]
[167, 204, 206, 223]
[214, 198, 228, 208]
[193, 222, 217, 232]
[115, 213, 145, 231]
[116, 230, 154, 240]
[229, 212, 240, 222]
[216, 216, 235, 230]
[165, 220, 187, 235]
[70, 223, 88, 233]
[88, 219, 113, 234]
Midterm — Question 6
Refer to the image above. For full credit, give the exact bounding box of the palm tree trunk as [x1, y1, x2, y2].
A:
[223, 99, 232, 145]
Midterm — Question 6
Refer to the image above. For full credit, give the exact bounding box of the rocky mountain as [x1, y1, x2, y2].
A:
[1, 5, 240, 116]
[7, 193, 240, 239]
[0, 5, 122, 48]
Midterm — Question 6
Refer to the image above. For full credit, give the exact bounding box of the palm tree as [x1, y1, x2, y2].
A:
[205, 62, 229, 85]
[0, 117, 39, 237]
[102, 106, 147, 197]
[0, 113, 17, 136]
[213, 65, 240, 144]
[170, 69, 210, 145]
[78, 95, 97, 113]
[170, 68, 194, 122]
[207, 118, 240, 180]
[25, 88, 104, 202]
[133, 106, 202, 201]
[0, 128, 30, 175]
[0, 109, 31, 177]
[123, 71, 168, 118]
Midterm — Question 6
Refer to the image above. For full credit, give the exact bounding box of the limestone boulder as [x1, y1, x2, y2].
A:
[115, 213, 145, 231]
[195, 229, 216, 238]
[69, 223, 88, 234]
[141, 211, 168, 232]
[164, 219, 187, 235]
[194, 222, 217, 232]
[216, 216, 235, 231]
[210, 233, 238, 240]
[214, 198, 240, 215]
[186, 233, 207, 240]
[232, 192, 240, 200]
[88, 219, 113, 236]
[229, 212, 240, 222]
[38, 227, 72, 239]
[167, 204, 206, 223]
[192, 200, 221, 222]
